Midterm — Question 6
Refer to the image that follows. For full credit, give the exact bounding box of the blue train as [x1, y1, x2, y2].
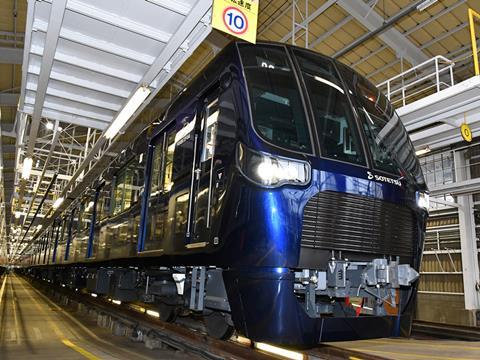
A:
[27, 41, 428, 347]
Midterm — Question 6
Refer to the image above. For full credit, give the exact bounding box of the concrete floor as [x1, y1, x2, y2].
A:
[0, 274, 192, 360]
[330, 336, 480, 360]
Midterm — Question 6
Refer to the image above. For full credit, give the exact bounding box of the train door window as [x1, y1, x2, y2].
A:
[173, 193, 190, 242]
[170, 114, 196, 242]
[163, 133, 175, 192]
[173, 114, 196, 182]
[113, 171, 125, 215]
[151, 145, 163, 196]
[144, 128, 176, 251]
[123, 169, 133, 210]
[201, 104, 218, 162]
[82, 198, 94, 231]
[98, 183, 111, 221]
[293, 49, 366, 165]
[189, 96, 220, 241]
[131, 153, 145, 204]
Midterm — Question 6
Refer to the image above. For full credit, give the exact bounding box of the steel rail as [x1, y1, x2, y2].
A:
[26, 274, 388, 360]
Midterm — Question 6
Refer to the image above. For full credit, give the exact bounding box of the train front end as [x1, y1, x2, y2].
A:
[222, 43, 428, 347]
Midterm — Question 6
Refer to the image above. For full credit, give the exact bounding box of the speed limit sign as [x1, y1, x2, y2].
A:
[223, 7, 248, 35]
[212, 0, 258, 43]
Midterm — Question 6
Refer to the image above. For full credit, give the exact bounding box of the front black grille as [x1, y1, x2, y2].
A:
[301, 191, 415, 257]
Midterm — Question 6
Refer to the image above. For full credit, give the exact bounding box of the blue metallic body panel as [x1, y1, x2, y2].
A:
[223, 268, 416, 347]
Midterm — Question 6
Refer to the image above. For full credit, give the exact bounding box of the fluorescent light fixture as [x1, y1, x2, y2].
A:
[254, 342, 303, 360]
[417, 0, 438, 11]
[91, 293, 98, 298]
[21, 157, 33, 180]
[112, 300, 122, 305]
[45, 121, 54, 130]
[52, 197, 64, 210]
[105, 86, 151, 139]
[415, 146, 431, 156]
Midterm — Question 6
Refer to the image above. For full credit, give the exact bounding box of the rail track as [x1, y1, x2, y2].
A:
[412, 320, 480, 341]
[26, 275, 388, 360]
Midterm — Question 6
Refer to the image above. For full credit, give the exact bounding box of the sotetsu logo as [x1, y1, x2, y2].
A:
[367, 171, 402, 187]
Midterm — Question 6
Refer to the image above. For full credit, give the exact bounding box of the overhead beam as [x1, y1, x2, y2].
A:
[0, 47, 23, 64]
[26, 0, 68, 156]
[24, 96, 113, 123]
[25, 82, 122, 112]
[29, 44, 142, 83]
[145, 0, 191, 16]
[0, 93, 19, 107]
[22, 105, 109, 130]
[335, 0, 428, 65]
[44, 0, 171, 43]
[33, 18, 155, 65]
[27, 65, 132, 99]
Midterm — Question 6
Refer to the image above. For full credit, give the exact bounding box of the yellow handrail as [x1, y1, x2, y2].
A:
[469, 8, 480, 76]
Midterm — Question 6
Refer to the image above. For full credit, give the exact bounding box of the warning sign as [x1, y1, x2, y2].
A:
[212, 0, 258, 43]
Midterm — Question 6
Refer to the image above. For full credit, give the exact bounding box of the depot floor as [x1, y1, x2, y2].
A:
[0, 274, 193, 360]
[329, 336, 480, 360]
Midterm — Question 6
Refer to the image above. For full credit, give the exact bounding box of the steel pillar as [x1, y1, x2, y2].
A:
[454, 150, 480, 314]
[291, 0, 309, 48]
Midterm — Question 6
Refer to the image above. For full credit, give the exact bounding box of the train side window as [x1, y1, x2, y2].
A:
[112, 156, 145, 215]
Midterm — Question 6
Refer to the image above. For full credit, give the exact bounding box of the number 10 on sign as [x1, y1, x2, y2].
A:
[212, 0, 259, 43]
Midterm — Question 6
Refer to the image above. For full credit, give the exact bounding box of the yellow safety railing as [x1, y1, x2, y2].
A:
[469, 8, 480, 76]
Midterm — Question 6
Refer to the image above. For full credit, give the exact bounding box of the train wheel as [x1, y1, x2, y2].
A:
[204, 311, 234, 340]
[157, 301, 177, 322]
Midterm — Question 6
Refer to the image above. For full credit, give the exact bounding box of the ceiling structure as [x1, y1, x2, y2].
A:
[0, 0, 479, 260]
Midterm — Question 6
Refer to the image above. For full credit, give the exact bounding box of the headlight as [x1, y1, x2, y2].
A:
[236, 143, 311, 187]
[416, 191, 429, 211]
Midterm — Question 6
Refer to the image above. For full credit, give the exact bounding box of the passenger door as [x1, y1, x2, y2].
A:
[187, 95, 220, 248]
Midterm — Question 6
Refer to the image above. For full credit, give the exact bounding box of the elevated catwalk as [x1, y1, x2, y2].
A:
[398, 75, 480, 151]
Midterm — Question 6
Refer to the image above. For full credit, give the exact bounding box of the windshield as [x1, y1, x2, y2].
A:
[293, 49, 366, 165]
[336, 62, 426, 185]
[238, 44, 312, 153]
